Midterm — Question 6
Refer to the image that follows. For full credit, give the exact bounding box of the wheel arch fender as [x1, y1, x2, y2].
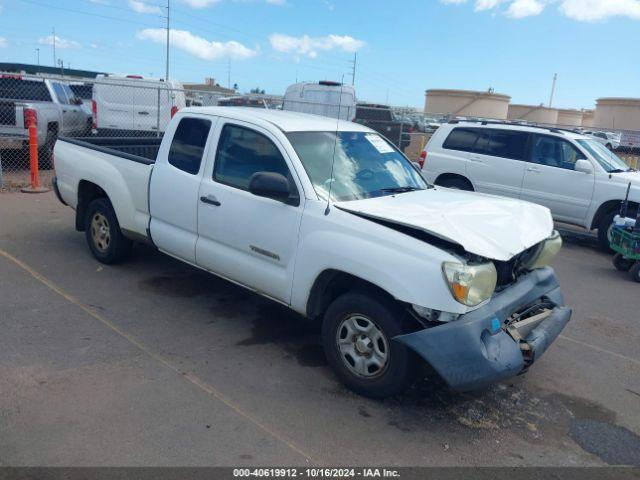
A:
[74, 166, 137, 234]
[434, 172, 475, 191]
[590, 199, 639, 230]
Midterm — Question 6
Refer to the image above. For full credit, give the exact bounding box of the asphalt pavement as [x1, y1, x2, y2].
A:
[1, 191, 639, 466]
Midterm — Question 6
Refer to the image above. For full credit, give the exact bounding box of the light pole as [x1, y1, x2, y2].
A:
[165, 0, 170, 80]
[36, 48, 40, 67]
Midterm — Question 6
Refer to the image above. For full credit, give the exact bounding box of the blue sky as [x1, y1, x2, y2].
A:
[0, 0, 638, 109]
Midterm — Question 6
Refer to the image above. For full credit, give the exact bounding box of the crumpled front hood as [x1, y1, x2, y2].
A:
[335, 188, 554, 261]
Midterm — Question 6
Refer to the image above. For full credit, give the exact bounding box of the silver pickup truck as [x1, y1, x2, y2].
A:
[0, 75, 91, 166]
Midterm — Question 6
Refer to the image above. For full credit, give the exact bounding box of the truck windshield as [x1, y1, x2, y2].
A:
[576, 139, 632, 173]
[286, 131, 427, 202]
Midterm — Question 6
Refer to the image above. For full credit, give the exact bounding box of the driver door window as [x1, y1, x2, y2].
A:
[530, 135, 585, 171]
[214, 124, 293, 191]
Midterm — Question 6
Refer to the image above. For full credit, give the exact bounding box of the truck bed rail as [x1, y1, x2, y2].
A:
[58, 137, 160, 165]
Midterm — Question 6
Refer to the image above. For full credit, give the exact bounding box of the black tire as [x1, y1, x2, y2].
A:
[597, 210, 617, 252]
[84, 198, 132, 264]
[630, 263, 640, 283]
[613, 253, 634, 272]
[38, 128, 57, 170]
[321, 292, 417, 398]
[435, 176, 473, 191]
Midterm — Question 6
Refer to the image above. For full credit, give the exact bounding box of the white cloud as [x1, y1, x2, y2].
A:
[129, 0, 163, 14]
[38, 35, 81, 49]
[506, 0, 544, 17]
[137, 28, 258, 60]
[181, 0, 221, 7]
[474, 0, 507, 10]
[269, 33, 365, 59]
[440, 0, 640, 20]
[559, 0, 640, 21]
[0, 37, 7, 48]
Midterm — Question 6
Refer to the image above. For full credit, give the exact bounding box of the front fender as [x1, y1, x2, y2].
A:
[290, 202, 467, 316]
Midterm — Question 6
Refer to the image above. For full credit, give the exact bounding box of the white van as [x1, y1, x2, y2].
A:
[92, 75, 186, 135]
[282, 81, 356, 121]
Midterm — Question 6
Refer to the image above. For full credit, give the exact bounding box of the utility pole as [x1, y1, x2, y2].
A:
[165, 0, 170, 80]
[548, 72, 557, 107]
[351, 52, 357, 86]
[52, 27, 56, 67]
[36, 48, 40, 67]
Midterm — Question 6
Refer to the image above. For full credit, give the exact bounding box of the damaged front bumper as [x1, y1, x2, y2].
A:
[393, 267, 571, 391]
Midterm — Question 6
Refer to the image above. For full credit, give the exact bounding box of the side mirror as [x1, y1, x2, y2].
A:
[249, 172, 299, 206]
[575, 159, 593, 174]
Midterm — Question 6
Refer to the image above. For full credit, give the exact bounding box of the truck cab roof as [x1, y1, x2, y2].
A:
[180, 106, 372, 133]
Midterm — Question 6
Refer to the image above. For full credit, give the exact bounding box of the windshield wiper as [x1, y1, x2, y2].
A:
[380, 186, 422, 193]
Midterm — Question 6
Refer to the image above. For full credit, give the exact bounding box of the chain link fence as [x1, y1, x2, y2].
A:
[1, 72, 639, 189]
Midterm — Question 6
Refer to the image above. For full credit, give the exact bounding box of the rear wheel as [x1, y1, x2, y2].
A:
[321, 292, 417, 398]
[84, 198, 132, 264]
[597, 210, 617, 252]
[435, 176, 473, 191]
[613, 253, 634, 272]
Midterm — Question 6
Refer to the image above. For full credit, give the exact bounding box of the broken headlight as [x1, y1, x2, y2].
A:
[442, 261, 497, 307]
[521, 230, 562, 271]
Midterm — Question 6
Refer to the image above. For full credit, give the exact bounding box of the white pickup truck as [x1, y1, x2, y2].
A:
[53, 107, 571, 398]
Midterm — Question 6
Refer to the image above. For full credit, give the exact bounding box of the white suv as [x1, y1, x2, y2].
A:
[420, 121, 639, 250]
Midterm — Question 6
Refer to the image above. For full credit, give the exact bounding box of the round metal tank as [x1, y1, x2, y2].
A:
[581, 109, 595, 128]
[556, 108, 583, 127]
[424, 89, 510, 120]
[507, 104, 558, 124]
[594, 98, 640, 130]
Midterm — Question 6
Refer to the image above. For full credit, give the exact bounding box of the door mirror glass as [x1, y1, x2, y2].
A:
[575, 159, 593, 174]
[249, 172, 297, 205]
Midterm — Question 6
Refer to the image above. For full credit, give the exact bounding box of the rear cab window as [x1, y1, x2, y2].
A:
[0, 77, 52, 102]
[167, 117, 212, 175]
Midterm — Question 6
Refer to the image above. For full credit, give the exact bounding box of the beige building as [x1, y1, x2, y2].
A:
[424, 89, 510, 120]
[507, 104, 558, 125]
[594, 98, 640, 130]
[556, 108, 583, 127]
[581, 109, 595, 128]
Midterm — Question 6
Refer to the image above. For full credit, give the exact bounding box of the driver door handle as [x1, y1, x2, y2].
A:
[200, 195, 221, 206]
[526, 166, 540, 172]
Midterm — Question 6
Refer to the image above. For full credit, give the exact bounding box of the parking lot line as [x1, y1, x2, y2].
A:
[558, 334, 640, 367]
[0, 247, 314, 464]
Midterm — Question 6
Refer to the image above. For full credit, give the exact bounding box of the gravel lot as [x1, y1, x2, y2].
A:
[1, 191, 639, 466]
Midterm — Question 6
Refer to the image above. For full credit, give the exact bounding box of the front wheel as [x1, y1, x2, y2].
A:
[84, 198, 132, 264]
[613, 253, 634, 272]
[630, 263, 640, 283]
[321, 292, 417, 398]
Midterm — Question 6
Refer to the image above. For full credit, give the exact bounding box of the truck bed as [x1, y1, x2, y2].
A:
[54, 137, 158, 241]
